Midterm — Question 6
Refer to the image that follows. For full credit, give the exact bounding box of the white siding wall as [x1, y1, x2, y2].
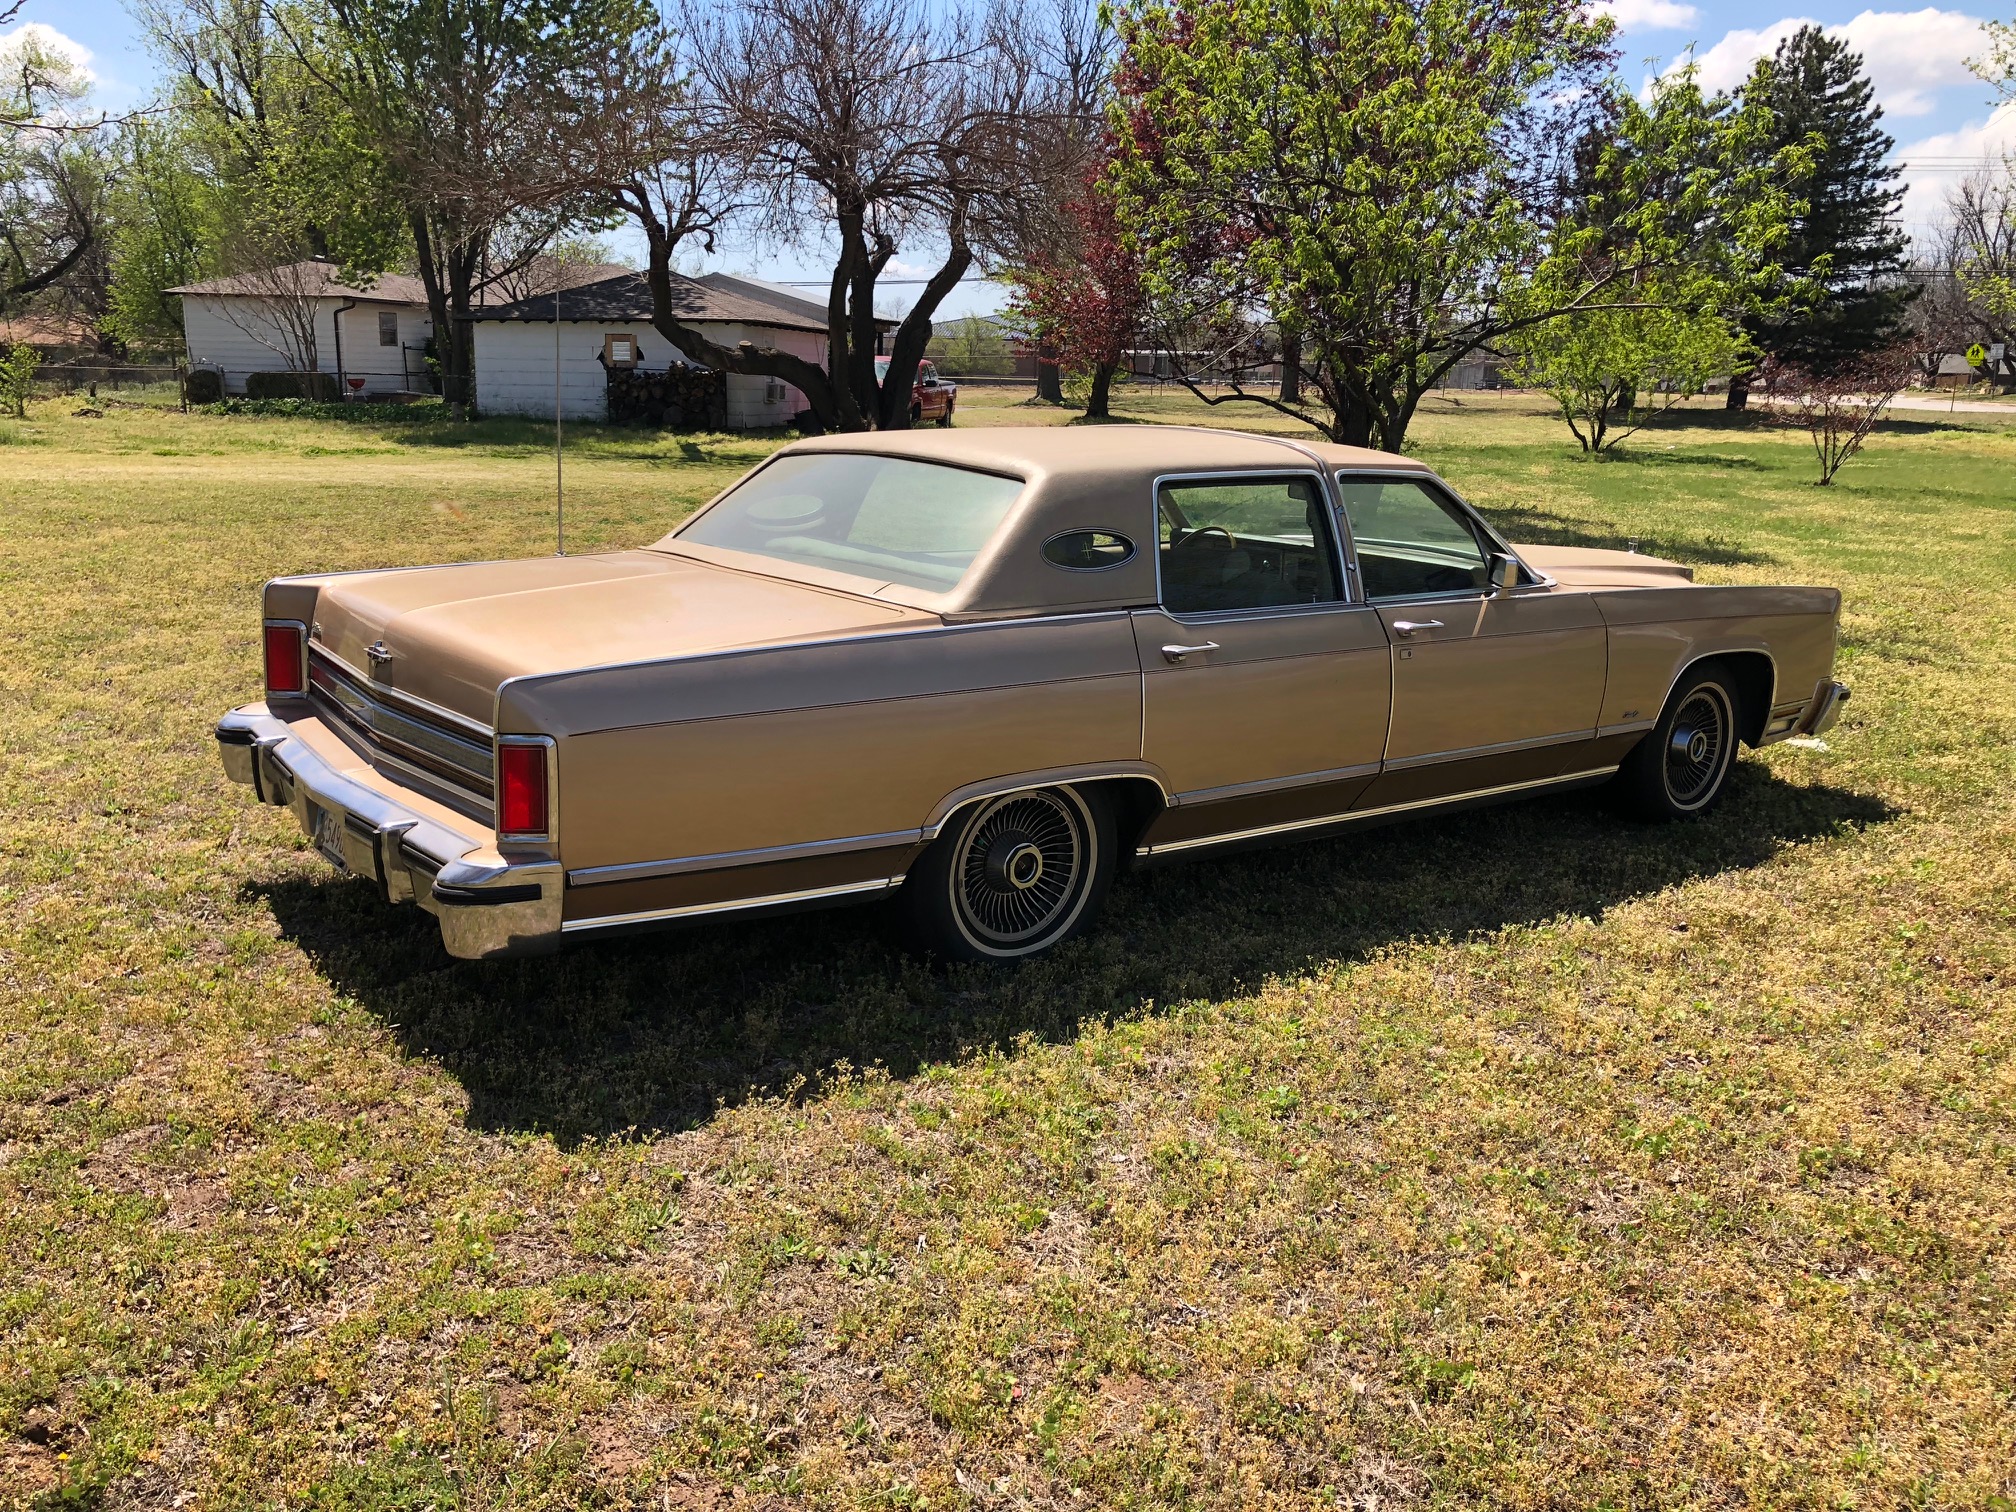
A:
[471, 319, 824, 428]
[182, 295, 431, 395]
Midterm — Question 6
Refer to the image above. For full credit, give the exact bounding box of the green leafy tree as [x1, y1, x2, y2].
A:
[1107, 0, 1797, 452]
[0, 341, 38, 416]
[101, 119, 221, 354]
[1725, 26, 1914, 406]
[1507, 299, 1747, 453]
[928, 314, 1014, 377]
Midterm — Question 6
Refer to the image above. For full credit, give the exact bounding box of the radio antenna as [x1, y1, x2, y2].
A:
[553, 235, 565, 556]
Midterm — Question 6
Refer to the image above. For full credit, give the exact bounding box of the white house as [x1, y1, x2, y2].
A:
[467, 272, 833, 427]
[170, 261, 434, 396]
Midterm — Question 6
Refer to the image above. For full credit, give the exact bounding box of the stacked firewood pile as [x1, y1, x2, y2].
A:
[605, 364, 728, 429]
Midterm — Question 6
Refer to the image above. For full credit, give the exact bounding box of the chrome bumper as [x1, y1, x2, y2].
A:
[216, 705, 562, 960]
[1795, 679, 1851, 737]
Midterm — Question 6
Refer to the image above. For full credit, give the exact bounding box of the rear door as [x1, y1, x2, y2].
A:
[1132, 471, 1392, 853]
[1337, 473, 1607, 809]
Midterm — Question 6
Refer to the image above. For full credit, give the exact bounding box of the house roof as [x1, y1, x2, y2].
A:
[0, 311, 98, 349]
[167, 260, 431, 304]
[693, 271, 896, 331]
[467, 271, 830, 333]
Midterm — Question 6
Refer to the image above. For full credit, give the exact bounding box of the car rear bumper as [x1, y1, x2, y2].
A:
[216, 705, 562, 960]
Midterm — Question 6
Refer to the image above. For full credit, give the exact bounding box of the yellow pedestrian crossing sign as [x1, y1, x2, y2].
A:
[1966, 343, 1988, 366]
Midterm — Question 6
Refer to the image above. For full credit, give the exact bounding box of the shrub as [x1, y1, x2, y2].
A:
[207, 398, 448, 423]
[0, 343, 38, 418]
[244, 371, 342, 402]
[183, 368, 225, 405]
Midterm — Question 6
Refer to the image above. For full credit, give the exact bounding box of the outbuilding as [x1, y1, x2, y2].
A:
[169, 261, 434, 397]
[467, 272, 830, 428]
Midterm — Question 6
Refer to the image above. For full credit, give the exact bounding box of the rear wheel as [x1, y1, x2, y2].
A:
[897, 785, 1115, 961]
[1614, 665, 1741, 820]
[936, 400, 954, 427]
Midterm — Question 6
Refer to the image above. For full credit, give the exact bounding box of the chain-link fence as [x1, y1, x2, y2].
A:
[35, 363, 187, 403]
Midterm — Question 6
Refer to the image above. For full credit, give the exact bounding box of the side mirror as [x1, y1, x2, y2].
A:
[1488, 552, 1522, 597]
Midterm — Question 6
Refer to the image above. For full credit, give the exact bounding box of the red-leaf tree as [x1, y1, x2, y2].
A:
[1006, 161, 1145, 419]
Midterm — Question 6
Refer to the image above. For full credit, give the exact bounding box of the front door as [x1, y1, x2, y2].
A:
[1336, 474, 1608, 809]
[1133, 472, 1392, 853]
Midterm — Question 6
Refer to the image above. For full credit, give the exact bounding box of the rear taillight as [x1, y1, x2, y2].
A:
[263, 621, 306, 697]
[496, 739, 552, 838]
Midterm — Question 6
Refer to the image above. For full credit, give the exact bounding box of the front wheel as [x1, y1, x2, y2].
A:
[897, 785, 1115, 961]
[1613, 665, 1741, 820]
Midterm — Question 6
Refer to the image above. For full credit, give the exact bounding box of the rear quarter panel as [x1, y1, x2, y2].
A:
[499, 614, 1147, 894]
[1594, 585, 1842, 731]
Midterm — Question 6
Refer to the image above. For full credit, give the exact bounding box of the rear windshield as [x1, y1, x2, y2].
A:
[674, 453, 1024, 591]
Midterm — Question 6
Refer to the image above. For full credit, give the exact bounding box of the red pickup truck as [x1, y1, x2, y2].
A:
[876, 357, 957, 426]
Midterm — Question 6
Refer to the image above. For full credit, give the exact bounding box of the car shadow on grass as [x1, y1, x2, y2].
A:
[253, 765, 1893, 1147]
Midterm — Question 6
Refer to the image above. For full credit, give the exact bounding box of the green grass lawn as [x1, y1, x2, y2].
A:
[2, 389, 2013, 1510]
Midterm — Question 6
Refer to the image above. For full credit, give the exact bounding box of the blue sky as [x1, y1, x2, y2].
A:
[8, 0, 2012, 317]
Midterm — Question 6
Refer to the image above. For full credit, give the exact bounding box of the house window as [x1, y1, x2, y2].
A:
[377, 311, 398, 347]
[765, 378, 787, 405]
[604, 333, 639, 368]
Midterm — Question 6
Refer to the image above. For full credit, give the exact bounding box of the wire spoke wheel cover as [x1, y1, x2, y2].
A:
[1663, 683, 1733, 809]
[948, 788, 1096, 951]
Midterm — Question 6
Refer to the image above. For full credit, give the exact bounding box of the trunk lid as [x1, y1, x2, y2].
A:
[309, 551, 929, 724]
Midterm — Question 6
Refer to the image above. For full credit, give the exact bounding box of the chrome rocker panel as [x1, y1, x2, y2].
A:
[216, 705, 561, 960]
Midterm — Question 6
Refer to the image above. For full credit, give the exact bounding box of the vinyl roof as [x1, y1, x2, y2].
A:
[782, 425, 1422, 477]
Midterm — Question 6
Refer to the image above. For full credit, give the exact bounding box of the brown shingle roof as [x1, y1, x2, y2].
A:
[467, 270, 828, 333]
[167, 260, 431, 304]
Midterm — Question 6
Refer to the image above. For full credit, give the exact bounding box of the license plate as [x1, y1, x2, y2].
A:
[310, 804, 348, 872]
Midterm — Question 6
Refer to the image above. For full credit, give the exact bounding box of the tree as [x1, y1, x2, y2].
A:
[101, 118, 218, 354]
[621, 0, 1103, 432]
[0, 26, 109, 309]
[1507, 298, 1747, 453]
[1725, 26, 1914, 407]
[1945, 175, 2016, 386]
[302, 0, 671, 416]
[1005, 160, 1144, 418]
[1766, 344, 1914, 484]
[927, 313, 1013, 375]
[0, 340, 36, 415]
[1108, 0, 1798, 452]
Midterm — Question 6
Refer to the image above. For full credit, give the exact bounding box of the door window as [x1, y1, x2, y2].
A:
[1157, 476, 1342, 614]
[1335, 478, 1489, 599]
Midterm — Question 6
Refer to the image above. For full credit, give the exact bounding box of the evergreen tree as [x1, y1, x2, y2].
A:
[1728, 24, 1913, 406]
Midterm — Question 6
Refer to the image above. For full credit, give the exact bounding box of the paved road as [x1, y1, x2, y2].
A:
[1888, 393, 2016, 415]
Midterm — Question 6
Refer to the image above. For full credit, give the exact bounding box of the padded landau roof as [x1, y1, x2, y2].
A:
[657, 425, 1429, 621]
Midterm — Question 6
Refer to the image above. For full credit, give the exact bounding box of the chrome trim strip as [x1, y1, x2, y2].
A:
[1172, 761, 1383, 807]
[1381, 730, 1596, 772]
[1150, 467, 1352, 618]
[1136, 768, 1621, 857]
[560, 876, 904, 933]
[1598, 718, 1657, 739]
[921, 768, 1173, 837]
[309, 643, 493, 740]
[567, 827, 922, 887]
[309, 655, 494, 790]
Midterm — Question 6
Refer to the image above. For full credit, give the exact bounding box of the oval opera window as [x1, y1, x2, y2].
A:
[604, 332, 639, 368]
[1042, 529, 1136, 571]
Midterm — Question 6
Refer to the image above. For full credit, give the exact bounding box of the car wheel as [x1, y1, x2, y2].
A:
[1614, 665, 1741, 820]
[910, 403, 922, 426]
[898, 785, 1116, 961]
[937, 402, 954, 427]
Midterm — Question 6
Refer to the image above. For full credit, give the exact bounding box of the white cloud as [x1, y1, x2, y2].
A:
[1893, 101, 2016, 240]
[1596, 0, 1700, 31]
[0, 21, 98, 86]
[1671, 9, 1988, 116]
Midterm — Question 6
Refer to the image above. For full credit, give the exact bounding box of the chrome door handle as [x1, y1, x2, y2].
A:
[1391, 619, 1444, 638]
[1161, 642, 1220, 664]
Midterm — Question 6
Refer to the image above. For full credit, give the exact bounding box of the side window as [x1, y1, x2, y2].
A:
[377, 311, 398, 347]
[1157, 475, 1342, 615]
[1335, 477, 1490, 599]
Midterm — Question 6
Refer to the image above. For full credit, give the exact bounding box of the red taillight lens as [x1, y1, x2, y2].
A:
[263, 623, 305, 696]
[497, 742, 550, 836]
